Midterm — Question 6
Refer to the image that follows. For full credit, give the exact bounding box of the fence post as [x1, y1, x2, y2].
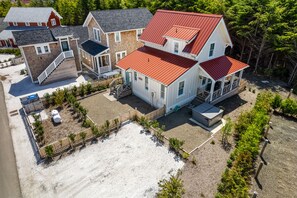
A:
[260, 139, 269, 157]
[255, 162, 264, 179]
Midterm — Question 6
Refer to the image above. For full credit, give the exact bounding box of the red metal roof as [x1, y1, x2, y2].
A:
[163, 25, 200, 42]
[200, 56, 249, 81]
[140, 10, 222, 55]
[116, 46, 197, 85]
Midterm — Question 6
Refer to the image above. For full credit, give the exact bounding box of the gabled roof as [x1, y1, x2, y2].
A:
[0, 18, 8, 32]
[13, 29, 56, 46]
[86, 8, 153, 33]
[80, 40, 108, 56]
[51, 26, 88, 45]
[140, 10, 222, 55]
[4, 7, 62, 23]
[1, 26, 47, 40]
[116, 46, 197, 85]
[200, 56, 249, 81]
[163, 25, 200, 42]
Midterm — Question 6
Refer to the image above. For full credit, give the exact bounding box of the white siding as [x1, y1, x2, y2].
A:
[131, 70, 166, 109]
[144, 41, 194, 60]
[197, 19, 232, 63]
[166, 64, 200, 113]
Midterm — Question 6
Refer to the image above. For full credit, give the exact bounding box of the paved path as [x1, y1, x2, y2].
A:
[0, 82, 22, 198]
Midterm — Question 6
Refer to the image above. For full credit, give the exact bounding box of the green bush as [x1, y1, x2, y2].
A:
[271, 94, 282, 109]
[82, 119, 92, 128]
[86, 83, 93, 94]
[45, 145, 54, 159]
[79, 84, 86, 97]
[280, 98, 297, 116]
[157, 175, 185, 198]
[0, 48, 21, 56]
[169, 138, 184, 152]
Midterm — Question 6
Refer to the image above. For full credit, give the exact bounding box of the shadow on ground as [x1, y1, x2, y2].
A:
[118, 95, 156, 114]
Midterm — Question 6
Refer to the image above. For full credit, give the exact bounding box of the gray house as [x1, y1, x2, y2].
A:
[81, 8, 152, 76]
[13, 26, 88, 84]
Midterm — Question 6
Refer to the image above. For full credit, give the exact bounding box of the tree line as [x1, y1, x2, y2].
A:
[1, 0, 297, 91]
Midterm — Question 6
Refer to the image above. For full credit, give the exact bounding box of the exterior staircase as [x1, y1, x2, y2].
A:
[37, 50, 74, 84]
[110, 84, 132, 99]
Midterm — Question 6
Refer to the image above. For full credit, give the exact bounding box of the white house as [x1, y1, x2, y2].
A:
[116, 10, 249, 113]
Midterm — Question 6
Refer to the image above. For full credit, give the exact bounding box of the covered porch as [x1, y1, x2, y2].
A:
[80, 40, 111, 76]
[197, 56, 248, 104]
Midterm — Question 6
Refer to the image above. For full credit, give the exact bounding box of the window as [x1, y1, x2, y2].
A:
[115, 32, 121, 42]
[201, 76, 207, 85]
[178, 81, 185, 96]
[93, 28, 101, 42]
[99, 54, 110, 67]
[174, 42, 179, 54]
[37, 22, 42, 26]
[25, 22, 30, 26]
[209, 43, 215, 57]
[145, 77, 148, 90]
[51, 18, 56, 26]
[44, 46, 49, 53]
[161, 84, 165, 99]
[116, 51, 127, 62]
[35, 44, 50, 55]
[136, 29, 143, 41]
[134, 71, 137, 81]
[13, 22, 18, 26]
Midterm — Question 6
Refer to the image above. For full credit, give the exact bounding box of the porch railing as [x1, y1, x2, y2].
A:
[232, 79, 239, 90]
[223, 84, 231, 95]
[100, 66, 111, 74]
[212, 89, 221, 101]
[37, 50, 74, 84]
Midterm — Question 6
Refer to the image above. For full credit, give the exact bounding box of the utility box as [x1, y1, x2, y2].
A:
[20, 94, 44, 114]
[192, 103, 224, 127]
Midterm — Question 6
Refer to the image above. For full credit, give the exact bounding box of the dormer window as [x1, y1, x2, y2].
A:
[37, 22, 42, 26]
[25, 22, 30, 26]
[93, 28, 101, 42]
[13, 22, 18, 26]
[51, 18, 56, 26]
[173, 42, 179, 54]
[209, 43, 215, 57]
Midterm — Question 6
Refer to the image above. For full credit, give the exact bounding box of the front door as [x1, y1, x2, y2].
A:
[60, 38, 70, 52]
[125, 71, 131, 85]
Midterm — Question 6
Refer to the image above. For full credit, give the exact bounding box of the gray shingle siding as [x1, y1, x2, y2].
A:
[90, 8, 153, 33]
[51, 26, 88, 45]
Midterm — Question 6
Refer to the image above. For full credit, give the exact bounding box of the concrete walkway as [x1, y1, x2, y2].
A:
[0, 82, 22, 198]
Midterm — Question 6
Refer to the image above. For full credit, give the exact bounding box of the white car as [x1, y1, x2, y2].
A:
[51, 109, 62, 124]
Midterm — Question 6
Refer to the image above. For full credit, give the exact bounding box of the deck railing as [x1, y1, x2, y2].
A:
[37, 50, 74, 84]
[99, 66, 111, 74]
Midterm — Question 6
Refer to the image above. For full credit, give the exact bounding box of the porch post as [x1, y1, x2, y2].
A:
[230, 74, 235, 90]
[220, 77, 226, 96]
[239, 70, 243, 81]
[210, 80, 215, 101]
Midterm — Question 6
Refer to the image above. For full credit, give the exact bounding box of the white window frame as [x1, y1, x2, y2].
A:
[114, 32, 121, 42]
[115, 51, 127, 62]
[173, 41, 179, 54]
[178, 81, 185, 96]
[134, 71, 137, 81]
[13, 22, 18, 26]
[160, 84, 165, 99]
[25, 22, 30, 26]
[35, 44, 51, 55]
[136, 29, 143, 41]
[98, 54, 110, 67]
[51, 18, 56, 26]
[145, 76, 149, 90]
[37, 22, 42, 26]
[93, 28, 101, 42]
[209, 43, 215, 57]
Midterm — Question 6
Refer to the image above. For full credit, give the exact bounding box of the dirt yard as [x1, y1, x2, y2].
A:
[42, 106, 84, 145]
[80, 92, 155, 125]
[251, 115, 297, 197]
[158, 107, 211, 152]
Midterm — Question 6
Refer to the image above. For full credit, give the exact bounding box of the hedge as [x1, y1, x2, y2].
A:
[0, 48, 21, 56]
[216, 91, 273, 197]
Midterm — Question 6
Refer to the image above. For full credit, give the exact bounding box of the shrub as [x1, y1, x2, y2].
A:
[54, 89, 65, 108]
[150, 120, 160, 128]
[44, 93, 51, 106]
[182, 152, 190, 160]
[82, 119, 92, 128]
[0, 48, 21, 56]
[91, 125, 99, 137]
[169, 138, 184, 152]
[221, 117, 233, 147]
[280, 98, 297, 116]
[71, 85, 78, 96]
[68, 133, 76, 149]
[79, 131, 87, 145]
[155, 128, 164, 142]
[79, 84, 86, 97]
[271, 94, 282, 109]
[157, 175, 185, 198]
[86, 83, 93, 94]
[45, 145, 54, 159]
